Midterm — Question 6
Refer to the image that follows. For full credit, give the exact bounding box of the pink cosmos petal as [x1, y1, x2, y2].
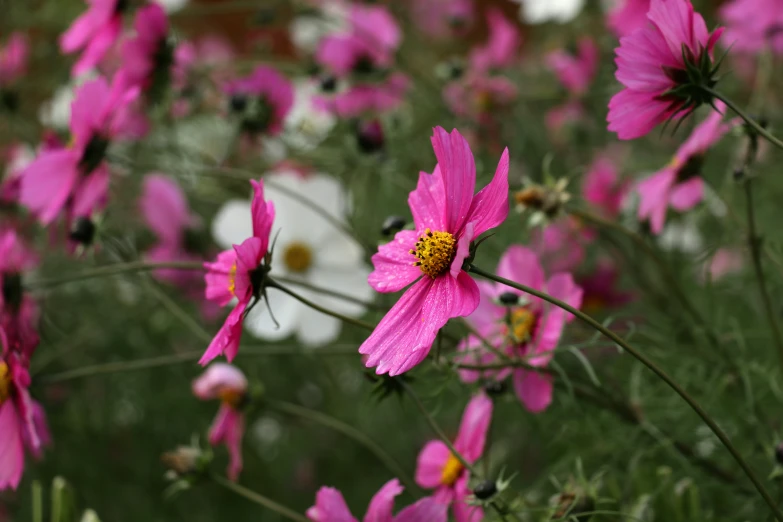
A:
[307, 487, 358, 522]
[451, 221, 474, 279]
[455, 335, 490, 383]
[70, 76, 111, 150]
[674, 101, 732, 161]
[452, 475, 483, 522]
[529, 272, 582, 366]
[430, 127, 476, 234]
[608, 90, 674, 140]
[464, 147, 509, 237]
[140, 174, 194, 245]
[583, 157, 626, 218]
[316, 36, 364, 77]
[192, 363, 248, 400]
[360, 272, 479, 376]
[350, 4, 401, 53]
[469, 8, 520, 72]
[15, 384, 44, 456]
[250, 179, 275, 252]
[208, 404, 245, 481]
[669, 176, 703, 210]
[496, 245, 545, 307]
[19, 149, 80, 225]
[414, 440, 450, 488]
[71, 164, 110, 217]
[199, 299, 248, 365]
[513, 369, 553, 413]
[648, 0, 704, 57]
[453, 393, 492, 462]
[363, 479, 403, 522]
[368, 230, 421, 293]
[393, 497, 448, 522]
[24, 400, 50, 458]
[72, 16, 122, 76]
[409, 168, 447, 232]
[607, 0, 651, 38]
[223, 66, 294, 135]
[0, 33, 28, 85]
[232, 237, 264, 300]
[546, 38, 598, 95]
[637, 169, 676, 234]
[0, 401, 24, 490]
[205, 249, 238, 306]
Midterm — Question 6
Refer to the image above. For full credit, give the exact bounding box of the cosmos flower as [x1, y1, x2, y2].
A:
[0, 340, 50, 491]
[457, 246, 582, 412]
[314, 72, 409, 118]
[514, 0, 585, 24]
[202, 179, 274, 365]
[211, 171, 372, 347]
[410, 0, 474, 40]
[719, 0, 783, 55]
[415, 393, 492, 522]
[582, 156, 629, 219]
[606, 0, 651, 38]
[636, 101, 737, 233]
[192, 363, 248, 481]
[359, 127, 509, 376]
[59, 0, 126, 76]
[469, 8, 521, 73]
[607, 0, 724, 140]
[0, 33, 28, 87]
[0, 229, 39, 358]
[546, 38, 598, 97]
[224, 66, 294, 137]
[117, 4, 170, 93]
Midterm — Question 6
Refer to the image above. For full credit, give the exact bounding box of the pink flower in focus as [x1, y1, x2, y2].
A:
[202, 180, 274, 365]
[411, 0, 474, 40]
[0, 33, 28, 86]
[140, 174, 202, 286]
[607, 0, 724, 140]
[59, 0, 125, 76]
[546, 38, 598, 97]
[469, 8, 521, 73]
[192, 363, 248, 481]
[607, 0, 651, 38]
[20, 75, 140, 225]
[224, 66, 294, 136]
[118, 4, 169, 92]
[359, 127, 509, 376]
[720, 0, 783, 55]
[0, 343, 50, 491]
[582, 156, 629, 219]
[307, 479, 447, 522]
[414, 394, 492, 522]
[636, 101, 737, 234]
[457, 246, 582, 412]
[0, 230, 40, 358]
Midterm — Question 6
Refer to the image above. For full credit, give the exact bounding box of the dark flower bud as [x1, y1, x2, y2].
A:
[320, 75, 337, 93]
[775, 442, 783, 465]
[356, 119, 384, 154]
[1, 272, 22, 311]
[69, 217, 96, 246]
[230, 94, 248, 113]
[353, 55, 375, 75]
[381, 216, 406, 236]
[473, 480, 497, 500]
[498, 292, 519, 305]
[733, 167, 746, 181]
[483, 379, 506, 397]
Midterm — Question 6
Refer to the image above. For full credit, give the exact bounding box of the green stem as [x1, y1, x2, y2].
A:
[266, 399, 420, 497]
[275, 275, 380, 310]
[212, 474, 308, 522]
[269, 280, 376, 332]
[743, 180, 783, 372]
[26, 261, 205, 289]
[467, 264, 783, 521]
[705, 87, 783, 151]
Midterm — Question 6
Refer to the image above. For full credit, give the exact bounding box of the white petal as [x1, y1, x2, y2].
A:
[243, 288, 302, 340]
[151, 0, 189, 13]
[314, 227, 364, 266]
[296, 298, 343, 347]
[212, 200, 252, 249]
[307, 264, 373, 316]
[521, 0, 584, 23]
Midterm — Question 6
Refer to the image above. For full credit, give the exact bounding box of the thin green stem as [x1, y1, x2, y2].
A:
[269, 279, 376, 332]
[400, 380, 479, 478]
[26, 261, 205, 289]
[211, 474, 308, 522]
[706, 87, 783, 151]
[743, 180, 783, 372]
[266, 399, 420, 497]
[468, 264, 783, 521]
[275, 275, 381, 310]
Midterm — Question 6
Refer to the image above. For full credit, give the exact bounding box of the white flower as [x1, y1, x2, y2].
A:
[38, 72, 96, 130]
[283, 80, 336, 152]
[289, 1, 349, 53]
[211, 170, 372, 347]
[152, 0, 189, 13]
[513, 0, 585, 24]
[658, 215, 704, 254]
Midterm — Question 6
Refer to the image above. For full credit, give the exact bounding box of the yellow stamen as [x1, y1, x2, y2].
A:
[227, 262, 238, 297]
[283, 242, 313, 273]
[0, 361, 11, 405]
[667, 156, 681, 170]
[509, 307, 536, 344]
[217, 388, 245, 409]
[440, 453, 464, 486]
[410, 228, 457, 278]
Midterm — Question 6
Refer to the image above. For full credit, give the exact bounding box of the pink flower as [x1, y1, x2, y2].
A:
[414, 394, 492, 522]
[443, 74, 517, 123]
[0, 230, 39, 358]
[607, 0, 724, 140]
[139, 174, 202, 286]
[545, 100, 586, 137]
[1, 143, 34, 204]
[720, 0, 783, 55]
[702, 248, 744, 281]
[578, 259, 634, 314]
[0, 33, 28, 86]
[315, 73, 409, 118]
[457, 246, 582, 412]
[606, 0, 651, 38]
[530, 218, 589, 274]
[0, 344, 50, 491]
[192, 363, 248, 481]
[20, 75, 139, 225]
[307, 479, 447, 522]
[410, 0, 474, 40]
[469, 8, 521, 73]
[59, 0, 125, 76]
[582, 156, 629, 219]
[359, 127, 509, 376]
[546, 38, 598, 97]
[224, 66, 294, 136]
[636, 101, 737, 233]
[202, 180, 274, 365]
[117, 4, 169, 92]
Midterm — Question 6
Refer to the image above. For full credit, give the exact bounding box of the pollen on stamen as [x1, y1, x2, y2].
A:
[410, 228, 457, 278]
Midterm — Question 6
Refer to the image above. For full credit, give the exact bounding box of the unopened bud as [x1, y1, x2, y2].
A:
[473, 480, 497, 500]
[381, 216, 406, 236]
[498, 292, 519, 305]
[70, 217, 97, 246]
[161, 446, 204, 477]
[483, 379, 507, 397]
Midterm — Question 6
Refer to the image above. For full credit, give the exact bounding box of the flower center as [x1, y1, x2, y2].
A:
[410, 228, 457, 278]
[283, 242, 313, 273]
[0, 361, 11, 405]
[217, 387, 246, 409]
[440, 453, 464, 486]
[509, 307, 536, 344]
[228, 262, 238, 297]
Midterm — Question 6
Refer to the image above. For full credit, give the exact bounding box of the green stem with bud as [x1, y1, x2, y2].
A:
[467, 264, 783, 522]
[212, 474, 308, 522]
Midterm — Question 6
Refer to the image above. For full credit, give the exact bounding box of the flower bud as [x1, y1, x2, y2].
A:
[381, 216, 406, 236]
[473, 480, 497, 500]
[161, 446, 205, 477]
[69, 217, 97, 246]
[320, 75, 337, 93]
[775, 442, 783, 465]
[498, 292, 519, 305]
[356, 119, 384, 154]
[483, 379, 507, 397]
[230, 94, 247, 113]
